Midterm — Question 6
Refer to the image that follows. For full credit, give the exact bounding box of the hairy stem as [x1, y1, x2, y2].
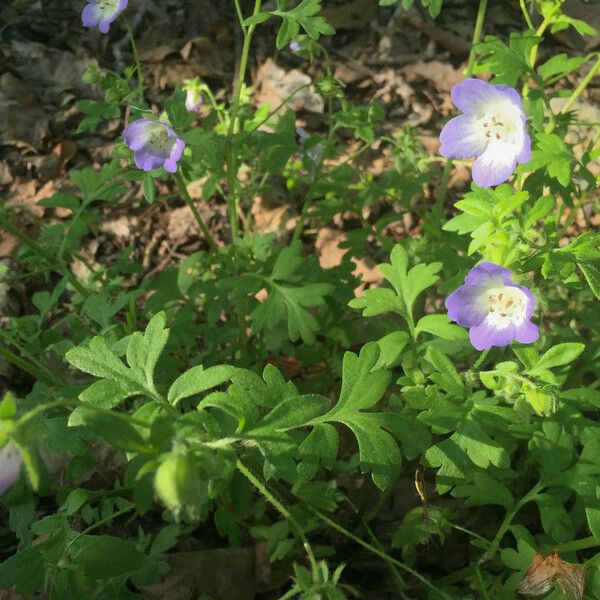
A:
[226, 0, 262, 240]
[479, 482, 543, 563]
[465, 0, 488, 76]
[560, 54, 600, 115]
[236, 458, 319, 575]
[173, 171, 219, 251]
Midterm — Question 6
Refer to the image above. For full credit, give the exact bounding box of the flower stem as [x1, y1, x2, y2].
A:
[553, 535, 600, 555]
[479, 482, 543, 563]
[519, 0, 534, 30]
[472, 348, 490, 371]
[226, 0, 262, 240]
[236, 458, 319, 575]
[0, 348, 63, 387]
[124, 17, 144, 95]
[0, 214, 88, 297]
[560, 54, 600, 115]
[311, 507, 452, 599]
[173, 171, 219, 251]
[465, 0, 488, 77]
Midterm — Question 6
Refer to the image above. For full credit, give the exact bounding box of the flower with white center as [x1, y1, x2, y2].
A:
[445, 261, 539, 351]
[123, 118, 185, 173]
[439, 78, 531, 188]
[0, 442, 23, 495]
[82, 0, 128, 34]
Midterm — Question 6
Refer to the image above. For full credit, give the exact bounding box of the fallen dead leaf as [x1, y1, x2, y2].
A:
[255, 58, 324, 114]
[518, 551, 586, 600]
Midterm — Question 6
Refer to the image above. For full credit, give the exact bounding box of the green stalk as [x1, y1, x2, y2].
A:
[560, 55, 600, 115]
[311, 508, 452, 600]
[0, 216, 88, 297]
[291, 96, 336, 243]
[553, 535, 600, 555]
[466, 0, 488, 77]
[236, 459, 319, 575]
[433, 0, 487, 217]
[226, 0, 263, 240]
[0, 348, 63, 388]
[479, 482, 543, 563]
[173, 171, 219, 251]
[519, 0, 534, 30]
[124, 17, 144, 95]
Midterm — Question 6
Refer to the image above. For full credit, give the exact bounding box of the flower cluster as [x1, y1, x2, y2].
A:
[79, 1, 538, 353]
[441, 79, 538, 351]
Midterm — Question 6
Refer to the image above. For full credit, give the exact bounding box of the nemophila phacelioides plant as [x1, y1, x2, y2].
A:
[0, 0, 598, 598]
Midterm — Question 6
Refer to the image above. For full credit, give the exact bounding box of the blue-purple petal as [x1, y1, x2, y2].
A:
[439, 115, 486, 160]
[469, 319, 516, 351]
[517, 132, 531, 164]
[514, 321, 539, 344]
[471, 143, 518, 187]
[445, 285, 486, 328]
[81, 4, 98, 27]
[450, 78, 496, 115]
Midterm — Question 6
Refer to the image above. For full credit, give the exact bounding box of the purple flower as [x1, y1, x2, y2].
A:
[439, 78, 531, 188]
[82, 0, 128, 34]
[185, 89, 202, 112]
[0, 442, 22, 495]
[445, 262, 539, 351]
[289, 41, 301, 52]
[123, 118, 185, 173]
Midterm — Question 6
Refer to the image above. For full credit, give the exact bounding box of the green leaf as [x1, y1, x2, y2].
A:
[71, 534, 146, 579]
[425, 346, 465, 397]
[352, 245, 441, 325]
[473, 33, 540, 86]
[168, 365, 239, 405]
[530, 342, 585, 373]
[249, 394, 329, 434]
[298, 423, 339, 481]
[0, 548, 45, 593]
[579, 260, 600, 299]
[0, 391, 17, 420]
[143, 173, 156, 203]
[314, 344, 399, 489]
[126, 312, 169, 390]
[453, 471, 514, 508]
[66, 336, 138, 385]
[415, 314, 468, 341]
[79, 378, 141, 409]
[243, 11, 272, 26]
[68, 407, 151, 453]
[538, 54, 589, 81]
[375, 330, 410, 368]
